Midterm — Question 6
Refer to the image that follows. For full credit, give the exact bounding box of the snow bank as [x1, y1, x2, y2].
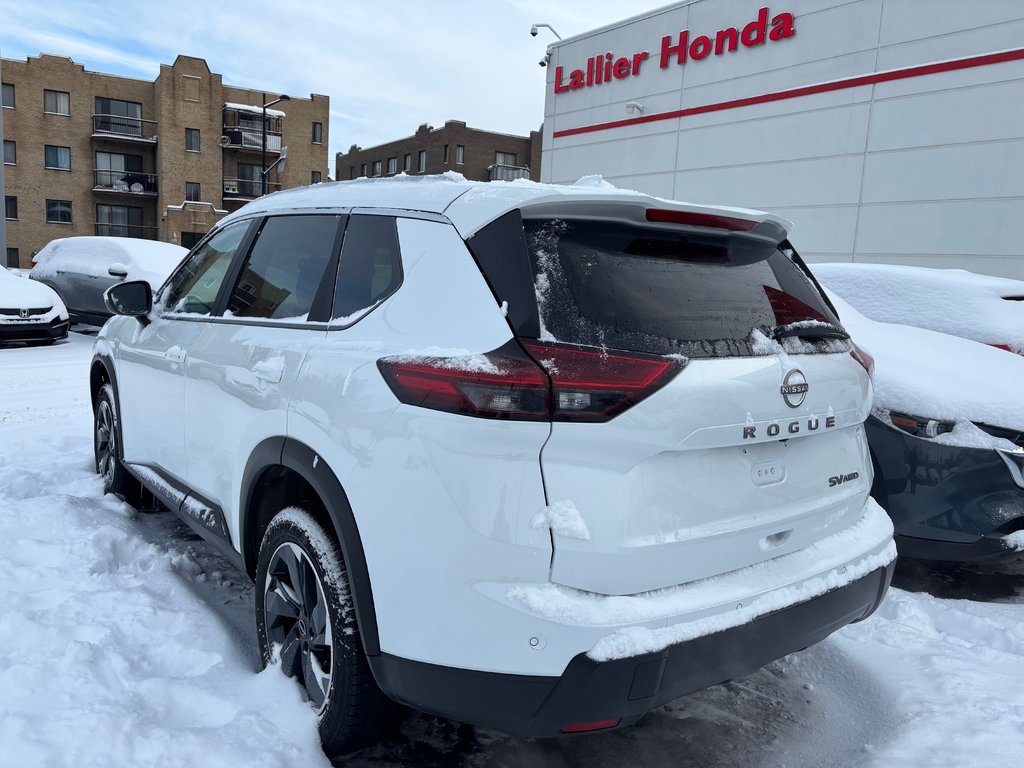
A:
[816, 263, 1024, 352]
[826, 290, 1024, 434]
[30, 237, 188, 289]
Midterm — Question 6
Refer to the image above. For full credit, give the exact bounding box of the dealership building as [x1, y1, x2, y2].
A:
[540, 0, 1024, 278]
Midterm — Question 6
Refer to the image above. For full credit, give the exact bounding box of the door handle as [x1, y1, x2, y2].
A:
[252, 359, 284, 384]
[163, 346, 186, 364]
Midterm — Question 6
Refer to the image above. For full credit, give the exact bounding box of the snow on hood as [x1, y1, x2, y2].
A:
[826, 289, 1024, 433]
[815, 263, 1024, 352]
[30, 237, 188, 289]
[0, 266, 65, 310]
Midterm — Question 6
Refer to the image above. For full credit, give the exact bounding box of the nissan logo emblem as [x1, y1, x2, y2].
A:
[781, 369, 808, 408]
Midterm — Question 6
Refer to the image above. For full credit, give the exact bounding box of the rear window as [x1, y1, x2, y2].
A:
[523, 218, 845, 358]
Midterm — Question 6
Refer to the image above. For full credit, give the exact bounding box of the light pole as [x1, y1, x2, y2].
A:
[261, 93, 290, 196]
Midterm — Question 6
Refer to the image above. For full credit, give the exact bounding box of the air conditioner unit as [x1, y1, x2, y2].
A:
[223, 180, 239, 194]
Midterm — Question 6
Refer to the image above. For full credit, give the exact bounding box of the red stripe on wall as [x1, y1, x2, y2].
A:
[551, 47, 1024, 139]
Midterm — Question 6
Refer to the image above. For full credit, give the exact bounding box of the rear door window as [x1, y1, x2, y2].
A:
[523, 218, 844, 358]
[332, 214, 403, 321]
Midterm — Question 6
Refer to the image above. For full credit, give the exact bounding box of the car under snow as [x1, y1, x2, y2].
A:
[0, 265, 70, 346]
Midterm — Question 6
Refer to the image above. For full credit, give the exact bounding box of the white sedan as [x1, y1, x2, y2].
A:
[0, 265, 70, 346]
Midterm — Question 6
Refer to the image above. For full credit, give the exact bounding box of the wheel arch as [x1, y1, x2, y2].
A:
[240, 437, 380, 656]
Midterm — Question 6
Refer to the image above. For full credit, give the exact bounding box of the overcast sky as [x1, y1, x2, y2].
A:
[0, 0, 670, 173]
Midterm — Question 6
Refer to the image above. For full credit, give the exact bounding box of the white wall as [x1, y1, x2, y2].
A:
[542, 0, 1024, 278]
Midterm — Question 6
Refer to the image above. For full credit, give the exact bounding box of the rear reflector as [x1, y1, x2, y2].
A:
[646, 208, 758, 231]
[561, 718, 621, 734]
[378, 340, 683, 422]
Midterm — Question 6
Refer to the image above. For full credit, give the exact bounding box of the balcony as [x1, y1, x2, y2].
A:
[94, 223, 159, 240]
[488, 164, 531, 181]
[220, 126, 282, 153]
[92, 114, 158, 143]
[93, 169, 158, 195]
[223, 177, 280, 201]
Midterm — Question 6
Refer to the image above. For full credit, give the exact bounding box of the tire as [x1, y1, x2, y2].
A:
[256, 507, 392, 756]
[93, 382, 144, 505]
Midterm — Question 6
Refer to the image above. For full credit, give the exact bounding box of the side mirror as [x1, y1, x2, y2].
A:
[108, 263, 129, 280]
[104, 280, 153, 326]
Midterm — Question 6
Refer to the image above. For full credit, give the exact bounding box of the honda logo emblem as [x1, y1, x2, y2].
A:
[19, 308, 29, 319]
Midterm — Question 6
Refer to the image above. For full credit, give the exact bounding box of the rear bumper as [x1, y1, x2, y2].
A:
[0, 317, 70, 342]
[370, 562, 893, 738]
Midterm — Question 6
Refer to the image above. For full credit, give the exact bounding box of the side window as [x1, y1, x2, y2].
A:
[163, 221, 249, 315]
[333, 214, 403, 321]
[226, 215, 340, 321]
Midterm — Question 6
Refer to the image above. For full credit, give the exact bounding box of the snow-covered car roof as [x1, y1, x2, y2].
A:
[0, 265, 66, 311]
[827, 288, 1024, 444]
[31, 237, 188, 289]
[815, 262, 1024, 353]
[218, 172, 792, 239]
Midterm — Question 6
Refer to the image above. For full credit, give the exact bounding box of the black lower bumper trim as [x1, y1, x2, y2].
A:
[896, 532, 1024, 563]
[369, 563, 894, 738]
[0, 319, 70, 343]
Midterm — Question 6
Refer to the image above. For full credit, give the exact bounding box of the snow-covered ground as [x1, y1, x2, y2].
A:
[2, 332, 1023, 767]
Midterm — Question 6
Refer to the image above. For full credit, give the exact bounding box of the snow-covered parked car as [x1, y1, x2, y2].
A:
[91, 175, 895, 755]
[826, 290, 1024, 563]
[815, 262, 1024, 354]
[30, 236, 187, 325]
[0, 264, 70, 346]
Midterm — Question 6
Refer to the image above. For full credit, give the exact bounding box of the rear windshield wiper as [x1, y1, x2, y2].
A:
[772, 321, 850, 341]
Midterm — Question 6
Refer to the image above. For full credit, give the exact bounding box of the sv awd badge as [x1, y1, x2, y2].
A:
[828, 471, 860, 487]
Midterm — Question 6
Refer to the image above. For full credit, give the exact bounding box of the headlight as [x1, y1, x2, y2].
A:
[888, 410, 954, 438]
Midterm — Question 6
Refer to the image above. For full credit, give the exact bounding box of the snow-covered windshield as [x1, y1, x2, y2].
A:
[523, 218, 847, 358]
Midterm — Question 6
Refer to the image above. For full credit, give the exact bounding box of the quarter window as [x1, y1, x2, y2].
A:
[46, 200, 73, 224]
[333, 215, 403, 321]
[43, 89, 70, 115]
[44, 145, 71, 170]
[163, 221, 250, 315]
[226, 215, 340, 321]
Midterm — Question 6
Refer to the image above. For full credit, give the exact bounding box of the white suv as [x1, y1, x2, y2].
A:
[92, 176, 895, 755]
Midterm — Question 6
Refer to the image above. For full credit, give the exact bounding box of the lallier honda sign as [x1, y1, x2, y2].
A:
[553, 6, 796, 93]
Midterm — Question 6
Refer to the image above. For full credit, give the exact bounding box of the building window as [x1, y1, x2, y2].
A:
[350, 166, 356, 180]
[43, 89, 70, 115]
[97, 204, 143, 237]
[186, 182, 201, 202]
[95, 97, 143, 135]
[3, 140, 14, 165]
[360, 163, 367, 177]
[312, 122, 323, 144]
[387, 157, 397, 174]
[46, 200, 73, 224]
[456, 145, 465, 165]
[185, 128, 201, 152]
[403, 154, 411, 172]
[418, 150, 426, 173]
[311, 170, 322, 184]
[95, 151, 144, 190]
[372, 160, 382, 177]
[44, 145, 72, 170]
[443, 144, 449, 164]
[6, 248, 19, 268]
[495, 151, 517, 166]
[4, 196, 17, 220]
[1, 83, 13, 109]
[180, 231, 202, 250]
[237, 163, 262, 197]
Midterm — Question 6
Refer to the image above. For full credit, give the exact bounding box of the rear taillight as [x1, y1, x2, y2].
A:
[377, 340, 548, 421]
[378, 340, 683, 422]
[520, 341, 681, 422]
[851, 343, 874, 378]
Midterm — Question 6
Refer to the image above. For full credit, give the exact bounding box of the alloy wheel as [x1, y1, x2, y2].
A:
[95, 399, 116, 487]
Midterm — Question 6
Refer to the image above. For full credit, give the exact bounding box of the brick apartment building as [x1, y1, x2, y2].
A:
[2, 53, 329, 268]
[335, 121, 541, 184]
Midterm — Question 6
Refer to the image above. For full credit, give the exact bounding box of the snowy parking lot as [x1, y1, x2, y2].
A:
[2, 331, 1023, 767]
